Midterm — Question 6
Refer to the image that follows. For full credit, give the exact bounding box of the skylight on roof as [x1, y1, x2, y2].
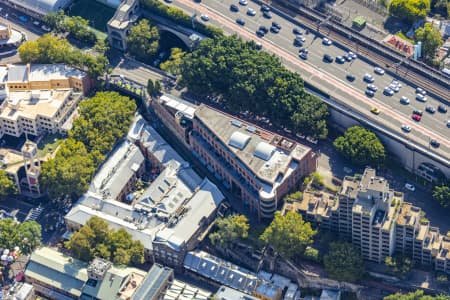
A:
[254, 142, 276, 161]
[228, 131, 251, 150]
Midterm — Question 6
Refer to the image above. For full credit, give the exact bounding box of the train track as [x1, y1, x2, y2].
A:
[272, 1, 450, 102]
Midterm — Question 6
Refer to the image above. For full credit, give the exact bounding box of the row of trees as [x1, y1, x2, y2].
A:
[44, 10, 97, 45]
[0, 219, 41, 255]
[40, 92, 136, 199]
[18, 34, 108, 78]
[66, 217, 144, 265]
[140, 0, 223, 38]
[179, 36, 330, 139]
[210, 212, 365, 282]
[384, 290, 450, 300]
[0, 171, 16, 199]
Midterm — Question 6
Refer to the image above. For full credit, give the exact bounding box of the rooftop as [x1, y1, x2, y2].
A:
[194, 105, 311, 185]
[215, 286, 259, 300]
[396, 202, 421, 227]
[163, 279, 211, 300]
[291, 190, 338, 219]
[131, 264, 173, 300]
[29, 64, 85, 81]
[158, 94, 197, 120]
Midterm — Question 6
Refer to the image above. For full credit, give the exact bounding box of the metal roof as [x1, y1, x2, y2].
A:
[7, 65, 28, 82]
[131, 264, 173, 300]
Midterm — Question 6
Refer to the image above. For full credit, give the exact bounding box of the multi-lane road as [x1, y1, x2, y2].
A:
[166, 0, 450, 158]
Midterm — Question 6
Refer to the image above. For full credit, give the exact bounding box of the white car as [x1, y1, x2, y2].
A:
[367, 84, 377, 92]
[447, 120, 450, 128]
[41, 25, 51, 32]
[374, 67, 385, 75]
[405, 183, 416, 192]
[363, 73, 374, 83]
[239, 0, 248, 5]
[383, 87, 394, 96]
[348, 51, 357, 60]
[200, 14, 209, 21]
[296, 35, 306, 42]
[400, 96, 410, 105]
[247, 8, 256, 16]
[388, 84, 400, 93]
[322, 37, 332, 46]
[416, 87, 426, 95]
[401, 124, 411, 132]
[416, 94, 427, 102]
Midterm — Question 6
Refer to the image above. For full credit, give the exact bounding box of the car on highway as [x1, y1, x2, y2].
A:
[383, 87, 394, 96]
[416, 87, 426, 95]
[363, 73, 375, 83]
[412, 109, 423, 116]
[416, 94, 427, 102]
[272, 22, 281, 30]
[438, 104, 448, 113]
[247, 8, 256, 16]
[365, 89, 375, 97]
[370, 107, 381, 115]
[346, 74, 356, 82]
[263, 11, 272, 18]
[261, 4, 270, 11]
[425, 106, 436, 113]
[293, 28, 302, 35]
[230, 4, 239, 11]
[239, 0, 248, 5]
[405, 183, 415, 191]
[270, 26, 280, 33]
[335, 56, 345, 64]
[401, 124, 411, 132]
[200, 14, 209, 21]
[322, 37, 332, 46]
[367, 84, 378, 92]
[412, 114, 422, 121]
[430, 139, 440, 148]
[299, 51, 308, 60]
[374, 67, 385, 75]
[236, 18, 245, 25]
[323, 54, 333, 63]
[400, 96, 410, 104]
[259, 25, 269, 34]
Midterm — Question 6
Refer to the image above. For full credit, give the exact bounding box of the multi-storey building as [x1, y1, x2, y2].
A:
[291, 167, 450, 273]
[190, 104, 317, 219]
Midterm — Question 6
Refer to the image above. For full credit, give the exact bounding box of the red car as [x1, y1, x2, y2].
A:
[412, 114, 421, 121]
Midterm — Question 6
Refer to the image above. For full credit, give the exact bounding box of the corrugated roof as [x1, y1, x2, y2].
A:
[7, 65, 28, 82]
[228, 131, 251, 150]
[131, 264, 173, 300]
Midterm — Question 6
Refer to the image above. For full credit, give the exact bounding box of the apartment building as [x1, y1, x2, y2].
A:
[190, 104, 317, 219]
[291, 167, 450, 273]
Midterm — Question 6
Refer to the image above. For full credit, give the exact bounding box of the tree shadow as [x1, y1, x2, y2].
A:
[383, 16, 409, 34]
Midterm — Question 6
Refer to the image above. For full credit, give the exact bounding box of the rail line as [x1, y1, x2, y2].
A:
[272, 1, 450, 102]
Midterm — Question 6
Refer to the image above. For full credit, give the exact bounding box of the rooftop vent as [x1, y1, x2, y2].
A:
[230, 120, 242, 128]
[246, 126, 257, 133]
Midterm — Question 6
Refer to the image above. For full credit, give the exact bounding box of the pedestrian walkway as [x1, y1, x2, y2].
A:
[24, 206, 43, 222]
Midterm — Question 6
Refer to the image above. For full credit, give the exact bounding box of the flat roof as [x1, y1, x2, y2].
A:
[194, 105, 311, 185]
[29, 64, 85, 81]
[131, 264, 173, 300]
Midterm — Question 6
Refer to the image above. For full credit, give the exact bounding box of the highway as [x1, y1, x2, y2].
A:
[166, 0, 450, 159]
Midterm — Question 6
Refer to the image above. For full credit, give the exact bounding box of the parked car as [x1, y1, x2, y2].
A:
[239, 0, 248, 5]
[255, 42, 262, 50]
[365, 89, 375, 97]
[363, 73, 375, 83]
[346, 74, 356, 82]
[270, 26, 280, 33]
[293, 28, 302, 35]
[200, 14, 209, 21]
[261, 4, 270, 11]
[256, 29, 265, 37]
[400, 96, 410, 105]
[335, 56, 345, 64]
[230, 4, 239, 11]
[401, 124, 411, 132]
[322, 37, 332, 45]
[405, 183, 415, 191]
[263, 11, 272, 18]
[425, 106, 436, 114]
[412, 114, 421, 121]
[236, 18, 245, 25]
[259, 25, 269, 34]
[412, 109, 423, 116]
[299, 52, 308, 60]
[272, 22, 281, 29]
[416, 87, 426, 95]
[383, 87, 394, 96]
[367, 84, 378, 92]
[438, 104, 448, 113]
[416, 94, 427, 102]
[247, 8, 256, 16]
[323, 54, 333, 63]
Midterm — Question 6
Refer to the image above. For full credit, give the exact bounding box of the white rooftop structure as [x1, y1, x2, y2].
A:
[7, 0, 73, 16]
[159, 94, 197, 120]
[228, 131, 251, 150]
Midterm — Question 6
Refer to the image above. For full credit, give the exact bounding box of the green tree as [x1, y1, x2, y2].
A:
[284, 191, 302, 203]
[384, 290, 450, 300]
[43, 10, 65, 31]
[126, 19, 160, 63]
[389, 0, 431, 23]
[40, 138, 96, 199]
[333, 126, 385, 166]
[385, 254, 413, 276]
[179, 35, 329, 139]
[63, 16, 97, 45]
[147, 79, 155, 96]
[260, 211, 316, 259]
[209, 215, 250, 247]
[160, 47, 186, 75]
[0, 219, 41, 255]
[415, 23, 443, 63]
[69, 91, 136, 157]
[323, 242, 364, 282]
[154, 80, 162, 95]
[432, 181, 450, 207]
[0, 170, 16, 199]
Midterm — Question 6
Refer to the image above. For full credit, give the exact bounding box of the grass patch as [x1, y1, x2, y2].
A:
[67, 0, 115, 32]
[37, 133, 64, 157]
[396, 31, 414, 43]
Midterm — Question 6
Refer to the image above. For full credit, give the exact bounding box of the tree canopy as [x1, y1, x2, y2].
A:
[260, 211, 315, 259]
[126, 19, 160, 63]
[66, 216, 144, 265]
[209, 215, 250, 247]
[18, 34, 108, 78]
[44, 10, 97, 44]
[179, 36, 329, 139]
[385, 254, 413, 276]
[323, 242, 364, 282]
[432, 181, 450, 208]
[389, 0, 430, 23]
[0, 219, 41, 255]
[415, 23, 443, 63]
[384, 290, 450, 300]
[0, 170, 16, 199]
[40, 91, 136, 199]
[333, 126, 385, 166]
[40, 138, 96, 199]
[160, 47, 186, 75]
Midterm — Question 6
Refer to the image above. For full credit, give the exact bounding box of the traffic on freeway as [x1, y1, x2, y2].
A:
[166, 0, 450, 157]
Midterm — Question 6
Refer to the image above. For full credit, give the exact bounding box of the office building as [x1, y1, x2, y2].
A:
[190, 104, 317, 219]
